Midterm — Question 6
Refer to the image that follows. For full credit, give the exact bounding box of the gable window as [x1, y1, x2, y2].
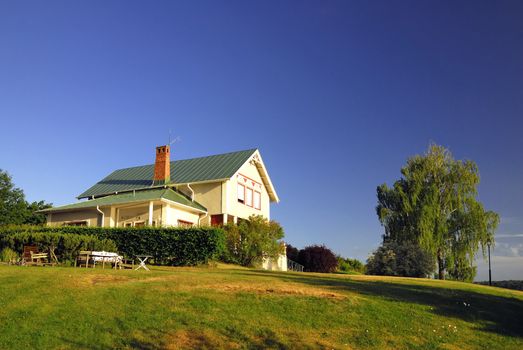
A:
[254, 191, 261, 210]
[237, 184, 245, 204]
[246, 188, 253, 207]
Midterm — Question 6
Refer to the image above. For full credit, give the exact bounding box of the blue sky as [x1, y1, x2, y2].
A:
[1, 1, 522, 280]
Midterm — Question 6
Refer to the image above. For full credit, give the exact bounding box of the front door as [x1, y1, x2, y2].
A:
[210, 214, 224, 226]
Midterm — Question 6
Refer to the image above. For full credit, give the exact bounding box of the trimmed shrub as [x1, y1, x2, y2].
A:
[298, 245, 338, 273]
[0, 225, 224, 266]
[0, 229, 117, 264]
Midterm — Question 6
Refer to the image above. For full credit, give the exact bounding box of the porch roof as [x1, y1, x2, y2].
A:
[39, 188, 207, 213]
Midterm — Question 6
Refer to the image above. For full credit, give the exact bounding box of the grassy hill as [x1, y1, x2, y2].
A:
[0, 265, 522, 350]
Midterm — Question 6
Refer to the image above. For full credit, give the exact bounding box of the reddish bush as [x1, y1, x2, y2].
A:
[286, 244, 300, 262]
[298, 245, 338, 273]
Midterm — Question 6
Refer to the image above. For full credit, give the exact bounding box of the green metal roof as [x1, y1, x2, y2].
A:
[78, 149, 257, 199]
[41, 188, 207, 213]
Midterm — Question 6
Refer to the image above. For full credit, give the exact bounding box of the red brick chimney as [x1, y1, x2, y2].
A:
[153, 145, 170, 184]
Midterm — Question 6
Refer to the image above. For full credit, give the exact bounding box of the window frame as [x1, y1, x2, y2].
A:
[245, 187, 253, 207]
[63, 220, 89, 227]
[134, 221, 145, 228]
[237, 183, 245, 204]
[253, 190, 261, 210]
[177, 219, 194, 227]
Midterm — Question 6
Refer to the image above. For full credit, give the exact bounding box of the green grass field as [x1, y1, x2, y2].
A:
[0, 264, 522, 350]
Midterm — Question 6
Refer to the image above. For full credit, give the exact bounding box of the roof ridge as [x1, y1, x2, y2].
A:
[108, 148, 257, 172]
[77, 148, 259, 199]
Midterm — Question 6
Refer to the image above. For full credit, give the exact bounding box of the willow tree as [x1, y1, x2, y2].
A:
[376, 144, 499, 281]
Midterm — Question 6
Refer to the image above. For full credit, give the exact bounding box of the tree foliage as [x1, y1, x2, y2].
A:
[0, 170, 27, 225]
[366, 240, 435, 277]
[337, 256, 365, 273]
[0, 170, 51, 226]
[298, 245, 338, 273]
[376, 144, 499, 280]
[286, 244, 300, 262]
[222, 215, 284, 267]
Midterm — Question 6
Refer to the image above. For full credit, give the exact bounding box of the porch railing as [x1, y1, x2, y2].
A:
[287, 258, 304, 272]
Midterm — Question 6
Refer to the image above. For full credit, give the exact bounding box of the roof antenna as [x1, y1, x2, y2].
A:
[168, 129, 181, 146]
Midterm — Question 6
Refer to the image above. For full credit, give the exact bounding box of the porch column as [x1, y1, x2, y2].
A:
[109, 207, 116, 227]
[148, 201, 154, 226]
[221, 181, 228, 213]
[161, 203, 170, 227]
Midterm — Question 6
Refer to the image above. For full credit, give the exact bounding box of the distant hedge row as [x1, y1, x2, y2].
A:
[0, 225, 225, 266]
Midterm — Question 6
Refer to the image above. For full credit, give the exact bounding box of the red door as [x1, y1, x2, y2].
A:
[210, 214, 224, 226]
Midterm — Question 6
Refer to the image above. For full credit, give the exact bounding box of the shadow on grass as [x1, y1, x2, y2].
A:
[60, 323, 292, 350]
[235, 270, 523, 338]
[60, 326, 166, 350]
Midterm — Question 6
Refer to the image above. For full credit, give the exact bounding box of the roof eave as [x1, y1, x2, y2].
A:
[77, 178, 233, 200]
[250, 150, 280, 203]
[45, 188, 207, 214]
[160, 198, 207, 214]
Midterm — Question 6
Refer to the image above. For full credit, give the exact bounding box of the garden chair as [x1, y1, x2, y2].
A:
[22, 246, 37, 264]
[22, 246, 54, 266]
[119, 257, 135, 270]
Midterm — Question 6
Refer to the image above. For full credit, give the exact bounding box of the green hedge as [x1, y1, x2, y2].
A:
[0, 225, 225, 266]
[0, 230, 117, 264]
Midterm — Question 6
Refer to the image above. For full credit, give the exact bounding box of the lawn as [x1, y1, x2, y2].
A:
[0, 265, 522, 350]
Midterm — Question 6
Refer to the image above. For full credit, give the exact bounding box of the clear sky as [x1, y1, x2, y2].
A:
[1, 1, 522, 281]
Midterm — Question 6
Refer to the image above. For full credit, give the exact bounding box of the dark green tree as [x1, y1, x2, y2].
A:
[0, 169, 28, 225]
[366, 241, 435, 277]
[0, 169, 52, 226]
[24, 200, 53, 225]
[376, 144, 499, 280]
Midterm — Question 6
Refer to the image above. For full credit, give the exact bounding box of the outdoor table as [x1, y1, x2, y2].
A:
[135, 255, 152, 271]
[91, 251, 122, 269]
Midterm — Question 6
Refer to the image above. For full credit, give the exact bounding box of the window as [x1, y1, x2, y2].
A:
[246, 188, 253, 207]
[178, 220, 193, 227]
[63, 221, 88, 226]
[237, 184, 245, 203]
[254, 191, 261, 210]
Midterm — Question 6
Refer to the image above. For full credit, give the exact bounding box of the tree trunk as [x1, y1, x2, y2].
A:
[437, 250, 445, 280]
